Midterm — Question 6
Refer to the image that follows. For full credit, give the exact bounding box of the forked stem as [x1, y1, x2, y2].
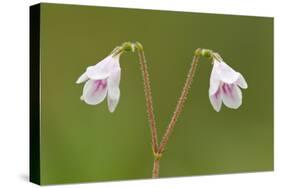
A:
[135, 43, 203, 178]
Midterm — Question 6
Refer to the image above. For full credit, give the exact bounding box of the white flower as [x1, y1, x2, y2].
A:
[209, 59, 248, 112]
[76, 54, 121, 112]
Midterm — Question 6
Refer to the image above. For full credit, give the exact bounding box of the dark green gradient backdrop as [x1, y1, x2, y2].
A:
[39, 3, 273, 184]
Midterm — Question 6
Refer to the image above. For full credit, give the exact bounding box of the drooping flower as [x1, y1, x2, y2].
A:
[209, 58, 248, 112]
[76, 54, 121, 112]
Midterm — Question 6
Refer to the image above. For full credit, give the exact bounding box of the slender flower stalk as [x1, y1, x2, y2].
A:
[135, 42, 159, 159]
[135, 42, 161, 178]
[141, 48, 203, 178]
[158, 48, 202, 155]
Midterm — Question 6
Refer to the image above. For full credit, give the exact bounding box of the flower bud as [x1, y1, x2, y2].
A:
[201, 49, 213, 58]
[121, 42, 135, 53]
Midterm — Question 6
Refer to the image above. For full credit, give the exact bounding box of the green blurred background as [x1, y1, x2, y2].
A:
[39, 3, 273, 185]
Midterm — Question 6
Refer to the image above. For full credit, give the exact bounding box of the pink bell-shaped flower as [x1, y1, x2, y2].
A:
[76, 54, 121, 112]
[209, 59, 248, 112]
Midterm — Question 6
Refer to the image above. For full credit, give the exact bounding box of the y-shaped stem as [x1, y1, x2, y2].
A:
[134, 44, 203, 178]
[158, 48, 202, 155]
[135, 42, 159, 160]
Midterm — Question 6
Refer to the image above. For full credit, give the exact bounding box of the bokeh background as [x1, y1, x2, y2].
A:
[39, 3, 273, 185]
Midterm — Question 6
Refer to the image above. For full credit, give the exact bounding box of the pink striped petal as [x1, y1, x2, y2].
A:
[209, 87, 223, 112]
[209, 61, 221, 95]
[82, 79, 108, 105]
[221, 84, 242, 109]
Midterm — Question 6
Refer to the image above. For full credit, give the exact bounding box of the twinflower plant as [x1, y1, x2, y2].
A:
[76, 42, 248, 178]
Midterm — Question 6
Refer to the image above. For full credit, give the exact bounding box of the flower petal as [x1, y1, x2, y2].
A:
[82, 79, 108, 105]
[86, 55, 114, 80]
[76, 72, 89, 84]
[221, 84, 242, 109]
[236, 74, 248, 89]
[209, 87, 223, 112]
[107, 92, 120, 113]
[217, 61, 240, 84]
[209, 61, 221, 95]
[107, 67, 121, 112]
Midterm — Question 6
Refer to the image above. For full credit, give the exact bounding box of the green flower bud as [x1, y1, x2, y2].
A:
[201, 49, 213, 58]
[122, 42, 135, 53]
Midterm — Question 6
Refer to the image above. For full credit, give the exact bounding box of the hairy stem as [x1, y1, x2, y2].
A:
[152, 158, 160, 178]
[158, 48, 202, 154]
[136, 42, 159, 155]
